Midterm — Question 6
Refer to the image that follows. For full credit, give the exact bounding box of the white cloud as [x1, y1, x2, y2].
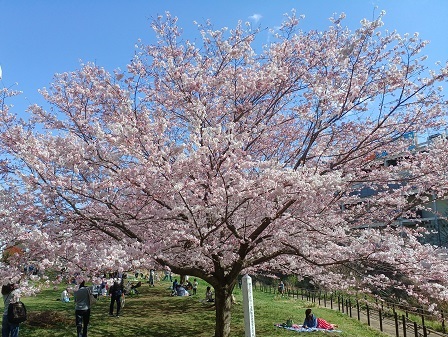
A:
[248, 13, 262, 23]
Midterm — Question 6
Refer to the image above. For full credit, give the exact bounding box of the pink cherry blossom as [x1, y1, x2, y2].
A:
[1, 11, 448, 337]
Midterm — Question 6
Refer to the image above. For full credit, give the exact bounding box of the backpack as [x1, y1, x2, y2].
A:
[8, 301, 27, 324]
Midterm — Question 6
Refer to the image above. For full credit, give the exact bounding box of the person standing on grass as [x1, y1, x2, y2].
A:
[278, 280, 285, 296]
[109, 280, 123, 317]
[74, 281, 93, 337]
[2, 284, 19, 337]
[162, 269, 172, 281]
[192, 279, 198, 295]
[149, 269, 155, 287]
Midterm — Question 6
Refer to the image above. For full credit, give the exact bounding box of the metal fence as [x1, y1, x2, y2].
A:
[253, 282, 448, 337]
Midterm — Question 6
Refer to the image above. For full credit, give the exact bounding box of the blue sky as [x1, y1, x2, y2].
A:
[1, 0, 447, 116]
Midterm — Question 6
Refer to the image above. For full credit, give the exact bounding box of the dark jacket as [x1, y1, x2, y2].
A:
[303, 314, 317, 328]
[110, 282, 123, 297]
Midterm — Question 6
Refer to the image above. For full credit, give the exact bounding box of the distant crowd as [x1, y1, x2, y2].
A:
[3, 269, 219, 337]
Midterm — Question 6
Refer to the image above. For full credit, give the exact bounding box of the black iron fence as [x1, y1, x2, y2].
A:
[253, 282, 448, 337]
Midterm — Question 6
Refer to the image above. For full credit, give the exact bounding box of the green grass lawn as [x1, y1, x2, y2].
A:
[11, 278, 389, 337]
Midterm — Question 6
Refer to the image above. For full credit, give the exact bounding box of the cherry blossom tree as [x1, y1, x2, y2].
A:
[2, 11, 448, 337]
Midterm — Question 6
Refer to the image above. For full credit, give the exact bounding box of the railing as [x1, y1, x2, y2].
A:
[253, 282, 448, 337]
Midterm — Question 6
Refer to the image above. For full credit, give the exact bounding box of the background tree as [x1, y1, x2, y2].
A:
[1, 11, 448, 337]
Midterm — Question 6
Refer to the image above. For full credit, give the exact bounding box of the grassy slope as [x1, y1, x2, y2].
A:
[12, 279, 388, 337]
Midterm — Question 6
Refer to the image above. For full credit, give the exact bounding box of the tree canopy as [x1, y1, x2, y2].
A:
[1, 11, 448, 337]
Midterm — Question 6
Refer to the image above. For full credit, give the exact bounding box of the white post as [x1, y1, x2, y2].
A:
[242, 274, 256, 337]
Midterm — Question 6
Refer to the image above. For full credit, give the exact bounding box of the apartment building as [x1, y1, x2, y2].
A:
[355, 130, 448, 247]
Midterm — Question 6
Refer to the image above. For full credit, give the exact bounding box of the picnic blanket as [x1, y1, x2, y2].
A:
[275, 323, 342, 333]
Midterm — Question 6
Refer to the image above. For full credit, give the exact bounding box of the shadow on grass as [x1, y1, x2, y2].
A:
[27, 310, 71, 328]
[88, 286, 217, 337]
[17, 281, 389, 337]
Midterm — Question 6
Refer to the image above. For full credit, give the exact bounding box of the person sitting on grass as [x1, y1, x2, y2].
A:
[61, 288, 70, 302]
[302, 308, 337, 330]
[185, 280, 193, 291]
[172, 279, 178, 291]
[130, 281, 141, 295]
[205, 286, 214, 302]
[170, 279, 179, 296]
[175, 285, 189, 296]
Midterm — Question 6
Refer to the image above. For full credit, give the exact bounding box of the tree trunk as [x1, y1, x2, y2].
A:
[213, 284, 234, 337]
[180, 274, 186, 284]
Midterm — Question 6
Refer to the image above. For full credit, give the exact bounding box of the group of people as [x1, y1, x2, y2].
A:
[0, 279, 213, 337]
[169, 278, 216, 304]
[3, 274, 338, 337]
[171, 278, 198, 297]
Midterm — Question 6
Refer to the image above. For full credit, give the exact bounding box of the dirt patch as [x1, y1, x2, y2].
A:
[27, 310, 72, 328]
